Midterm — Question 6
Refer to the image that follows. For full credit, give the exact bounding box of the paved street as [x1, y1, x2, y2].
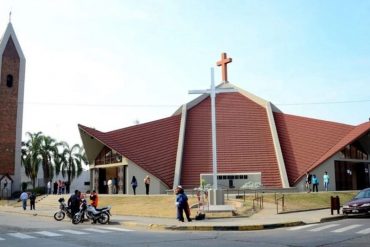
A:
[1, 212, 370, 247]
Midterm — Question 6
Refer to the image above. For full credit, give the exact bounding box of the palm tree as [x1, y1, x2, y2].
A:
[21, 132, 43, 189]
[39, 135, 60, 186]
[56, 142, 87, 185]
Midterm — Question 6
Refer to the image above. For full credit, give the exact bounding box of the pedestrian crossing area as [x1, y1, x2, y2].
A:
[0, 227, 134, 241]
[287, 223, 370, 235]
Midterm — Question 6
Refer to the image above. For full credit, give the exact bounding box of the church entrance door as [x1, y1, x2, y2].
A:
[335, 161, 370, 190]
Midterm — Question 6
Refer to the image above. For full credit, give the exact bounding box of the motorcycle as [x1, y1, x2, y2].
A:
[72, 199, 111, 225]
[54, 198, 73, 221]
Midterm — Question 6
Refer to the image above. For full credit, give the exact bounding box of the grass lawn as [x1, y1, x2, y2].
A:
[98, 195, 200, 218]
[262, 191, 358, 212]
[99, 191, 357, 217]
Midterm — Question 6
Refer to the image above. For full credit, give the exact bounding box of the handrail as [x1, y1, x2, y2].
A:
[275, 193, 285, 214]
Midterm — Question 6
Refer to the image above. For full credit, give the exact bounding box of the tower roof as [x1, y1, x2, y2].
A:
[0, 22, 25, 61]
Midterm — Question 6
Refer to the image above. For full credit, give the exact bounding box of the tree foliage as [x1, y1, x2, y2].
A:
[21, 132, 87, 189]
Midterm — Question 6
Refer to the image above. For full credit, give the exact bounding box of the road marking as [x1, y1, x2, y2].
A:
[287, 224, 319, 231]
[98, 226, 134, 232]
[356, 228, 370, 234]
[331, 224, 362, 233]
[7, 233, 35, 239]
[59, 229, 88, 235]
[34, 231, 63, 237]
[309, 224, 340, 232]
[83, 228, 112, 233]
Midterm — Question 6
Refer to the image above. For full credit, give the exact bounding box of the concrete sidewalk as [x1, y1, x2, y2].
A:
[0, 202, 345, 231]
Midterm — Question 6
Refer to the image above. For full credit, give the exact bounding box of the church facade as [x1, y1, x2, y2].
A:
[79, 54, 370, 195]
[0, 21, 26, 197]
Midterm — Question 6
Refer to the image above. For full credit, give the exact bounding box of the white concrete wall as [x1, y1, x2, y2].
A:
[126, 160, 169, 194]
[20, 166, 90, 193]
[295, 153, 340, 192]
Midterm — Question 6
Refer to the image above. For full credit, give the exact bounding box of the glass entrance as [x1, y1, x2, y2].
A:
[335, 161, 370, 190]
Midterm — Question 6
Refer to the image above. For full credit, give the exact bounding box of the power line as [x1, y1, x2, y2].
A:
[276, 99, 370, 106]
[20, 98, 370, 108]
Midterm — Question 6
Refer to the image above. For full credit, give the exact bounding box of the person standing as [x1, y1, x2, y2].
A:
[3, 178, 8, 189]
[53, 181, 58, 195]
[89, 190, 99, 208]
[107, 178, 113, 194]
[20, 191, 28, 210]
[112, 178, 117, 194]
[312, 174, 319, 192]
[47, 180, 51, 194]
[29, 192, 36, 210]
[131, 176, 138, 195]
[323, 171, 330, 191]
[144, 175, 150, 195]
[305, 173, 312, 193]
[57, 180, 62, 195]
[68, 190, 81, 217]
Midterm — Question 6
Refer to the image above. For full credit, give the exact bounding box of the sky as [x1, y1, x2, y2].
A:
[1, 0, 370, 146]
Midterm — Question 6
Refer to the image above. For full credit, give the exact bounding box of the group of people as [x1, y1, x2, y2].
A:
[67, 190, 99, 221]
[19, 191, 36, 210]
[305, 171, 330, 192]
[47, 180, 70, 195]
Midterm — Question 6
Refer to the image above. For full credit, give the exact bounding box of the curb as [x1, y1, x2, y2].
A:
[320, 215, 345, 223]
[119, 221, 304, 231]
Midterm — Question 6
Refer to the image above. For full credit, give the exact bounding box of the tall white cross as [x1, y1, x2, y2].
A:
[189, 68, 237, 192]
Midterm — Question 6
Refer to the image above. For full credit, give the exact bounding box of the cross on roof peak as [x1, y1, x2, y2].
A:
[216, 52, 232, 83]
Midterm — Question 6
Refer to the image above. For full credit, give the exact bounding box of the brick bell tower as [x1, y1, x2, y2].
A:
[0, 20, 26, 194]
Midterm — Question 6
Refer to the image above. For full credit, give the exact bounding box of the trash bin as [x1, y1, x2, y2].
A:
[330, 196, 340, 215]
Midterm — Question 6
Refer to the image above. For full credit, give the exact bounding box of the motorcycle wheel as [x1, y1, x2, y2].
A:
[98, 212, 110, 224]
[54, 211, 65, 221]
[72, 214, 82, 225]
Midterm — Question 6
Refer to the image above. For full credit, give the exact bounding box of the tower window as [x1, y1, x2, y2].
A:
[6, 74, 13, 88]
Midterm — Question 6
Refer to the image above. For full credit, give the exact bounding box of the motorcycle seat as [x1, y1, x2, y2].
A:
[95, 207, 108, 211]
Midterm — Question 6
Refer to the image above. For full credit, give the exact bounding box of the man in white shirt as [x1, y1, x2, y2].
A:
[20, 191, 28, 210]
[47, 180, 51, 194]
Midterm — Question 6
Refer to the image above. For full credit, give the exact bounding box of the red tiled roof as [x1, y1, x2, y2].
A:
[181, 93, 282, 189]
[309, 121, 370, 171]
[274, 113, 354, 185]
[79, 114, 181, 188]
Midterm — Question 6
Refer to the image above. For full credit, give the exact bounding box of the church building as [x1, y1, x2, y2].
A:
[79, 53, 370, 194]
[0, 20, 26, 197]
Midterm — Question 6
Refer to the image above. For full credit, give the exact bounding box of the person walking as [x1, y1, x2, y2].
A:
[131, 176, 138, 195]
[29, 192, 36, 210]
[323, 171, 330, 191]
[175, 186, 192, 222]
[144, 175, 150, 195]
[20, 191, 28, 210]
[312, 174, 319, 192]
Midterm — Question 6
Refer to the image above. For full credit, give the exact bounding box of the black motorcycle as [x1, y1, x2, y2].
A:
[72, 199, 111, 225]
[54, 198, 73, 221]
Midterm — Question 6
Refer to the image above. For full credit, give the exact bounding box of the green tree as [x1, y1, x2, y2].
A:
[55, 143, 87, 185]
[21, 132, 43, 189]
[39, 135, 60, 186]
